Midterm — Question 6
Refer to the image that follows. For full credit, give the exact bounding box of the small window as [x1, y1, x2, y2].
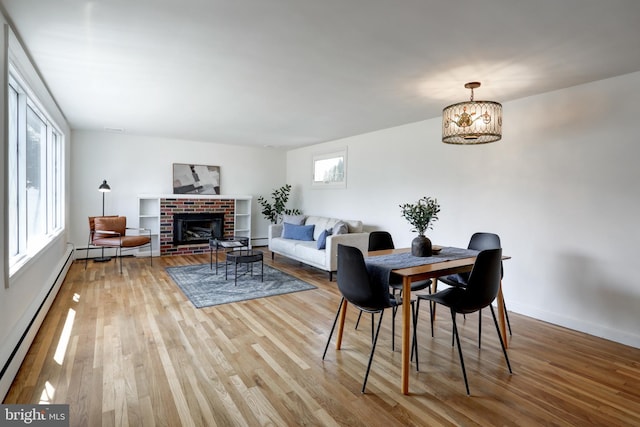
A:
[312, 150, 347, 188]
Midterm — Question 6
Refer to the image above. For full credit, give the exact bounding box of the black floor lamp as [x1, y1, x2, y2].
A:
[94, 179, 112, 262]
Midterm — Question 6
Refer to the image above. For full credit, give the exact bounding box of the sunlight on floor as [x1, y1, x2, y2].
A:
[39, 381, 55, 404]
[53, 308, 75, 365]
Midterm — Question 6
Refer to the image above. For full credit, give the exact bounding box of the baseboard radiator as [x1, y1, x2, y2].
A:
[0, 246, 74, 400]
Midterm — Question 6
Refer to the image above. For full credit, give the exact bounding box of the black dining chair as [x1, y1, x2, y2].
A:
[322, 244, 417, 393]
[415, 248, 512, 395]
[436, 232, 512, 347]
[354, 231, 432, 351]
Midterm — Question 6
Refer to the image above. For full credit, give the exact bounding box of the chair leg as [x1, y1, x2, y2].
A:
[362, 310, 384, 393]
[354, 310, 363, 330]
[451, 309, 470, 395]
[504, 301, 513, 336]
[478, 309, 482, 349]
[411, 302, 418, 371]
[322, 298, 345, 360]
[391, 306, 396, 351]
[356, 311, 362, 329]
[370, 313, 374, 343]
[428, 299, 434, 338]
[353, 310, 362, 329]
[412, 300, 426, 371]
[489, 305, 513, 374]
[119, 247, 123, 274]
[412, 300, 419, 368]
[391, 302, 413, 352]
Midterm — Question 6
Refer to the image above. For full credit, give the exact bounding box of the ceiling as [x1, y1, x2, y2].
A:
[2, 0, 640, 149]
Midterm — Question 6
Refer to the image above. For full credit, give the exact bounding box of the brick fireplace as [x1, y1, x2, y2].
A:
[160, 198, 235, 256]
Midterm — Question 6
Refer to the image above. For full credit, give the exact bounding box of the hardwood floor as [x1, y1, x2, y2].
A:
[4, 250, 640, 426]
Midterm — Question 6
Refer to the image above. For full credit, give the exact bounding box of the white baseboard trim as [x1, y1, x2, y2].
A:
[508, 301, 640, 349]
[0, 247, 74, 400]
[252, 238, 268, 247]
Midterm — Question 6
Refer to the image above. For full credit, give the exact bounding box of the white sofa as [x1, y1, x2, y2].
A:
[268, 215, 369, 280]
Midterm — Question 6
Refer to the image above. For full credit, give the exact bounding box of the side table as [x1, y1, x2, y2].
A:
[225, 250, 264, 286]
[209, 236, 250, 273]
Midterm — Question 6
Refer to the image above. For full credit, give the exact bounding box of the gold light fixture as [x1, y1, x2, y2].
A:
[442, 82, 502, 144]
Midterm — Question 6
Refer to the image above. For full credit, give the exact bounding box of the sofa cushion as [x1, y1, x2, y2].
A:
[332, 221, 348, 235]
[294, 240, 327, 266]
[343, 219, 364, 233]
[282, 222, 315, 241]
[305, 216, 340, 240]
[269, 236, 297, 254]
[282, 214, 306, 225]
[317, 228, 332, 249]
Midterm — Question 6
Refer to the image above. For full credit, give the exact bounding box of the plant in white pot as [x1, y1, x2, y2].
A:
[399, 196, 440, 257]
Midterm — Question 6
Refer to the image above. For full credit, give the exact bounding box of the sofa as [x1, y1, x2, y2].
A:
[268, 215, 369, 280]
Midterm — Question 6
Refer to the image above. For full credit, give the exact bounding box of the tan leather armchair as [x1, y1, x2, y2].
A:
[85, 216, 152, 273]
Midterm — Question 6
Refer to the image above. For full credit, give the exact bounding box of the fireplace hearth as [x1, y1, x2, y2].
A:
[173, 213, 224, 245]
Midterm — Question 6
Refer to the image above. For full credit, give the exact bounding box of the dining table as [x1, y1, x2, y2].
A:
[333, 246, 510, 395]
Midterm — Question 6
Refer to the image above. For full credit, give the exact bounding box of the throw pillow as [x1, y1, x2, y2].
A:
[282, 222, 315, 241]
[332, 221, 348, 235]
[316, 228, 333, 250]
[282, 214, 306, 225]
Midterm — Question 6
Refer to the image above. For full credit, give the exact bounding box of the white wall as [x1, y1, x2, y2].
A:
[69, 131, 287, 252]
[286, 71, 640, 348]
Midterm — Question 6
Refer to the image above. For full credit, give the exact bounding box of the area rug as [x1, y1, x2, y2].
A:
[165, 263, 317, 308]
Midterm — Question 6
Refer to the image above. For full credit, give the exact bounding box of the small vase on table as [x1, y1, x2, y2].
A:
[411, 234, 432, 257]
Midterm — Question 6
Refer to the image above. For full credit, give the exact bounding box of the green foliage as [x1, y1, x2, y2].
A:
[399, 196, 441, 236]
[257, 184, 301, 224]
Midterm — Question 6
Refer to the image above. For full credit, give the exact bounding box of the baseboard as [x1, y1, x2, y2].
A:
[0, 247, 74, 400]
[508, 301, 640, 349]
[252, 237, 268, 247]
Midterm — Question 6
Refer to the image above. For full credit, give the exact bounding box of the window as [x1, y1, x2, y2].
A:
[312, 150, 347, 188]
[8, 67, 65, 273]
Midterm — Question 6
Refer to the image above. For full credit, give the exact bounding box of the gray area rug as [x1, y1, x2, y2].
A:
[166, 263, 317, 308]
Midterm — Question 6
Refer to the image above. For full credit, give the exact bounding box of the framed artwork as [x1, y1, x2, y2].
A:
[173, 163, 221, 195]
[312, 150, 347, 188]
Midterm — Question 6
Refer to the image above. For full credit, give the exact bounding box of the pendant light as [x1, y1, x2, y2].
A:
[442, 82, 502, 144]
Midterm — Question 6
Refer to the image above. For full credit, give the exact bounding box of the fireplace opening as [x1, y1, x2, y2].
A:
[173, 213, 224, 245]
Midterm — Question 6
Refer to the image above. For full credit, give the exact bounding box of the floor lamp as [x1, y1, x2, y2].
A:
[94, 179, 112, 262]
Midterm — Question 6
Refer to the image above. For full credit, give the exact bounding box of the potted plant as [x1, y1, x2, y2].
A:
[399, 196, 440, 257]
[257, 184, 301, 224]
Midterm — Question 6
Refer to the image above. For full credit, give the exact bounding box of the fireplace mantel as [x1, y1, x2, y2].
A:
[137, 194, 252, 257]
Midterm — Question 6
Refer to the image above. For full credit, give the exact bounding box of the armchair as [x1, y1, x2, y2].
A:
[85, 216, 152, 273]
